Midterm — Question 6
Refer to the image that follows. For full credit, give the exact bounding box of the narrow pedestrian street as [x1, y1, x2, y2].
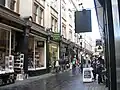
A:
[0, 70, 107, 90]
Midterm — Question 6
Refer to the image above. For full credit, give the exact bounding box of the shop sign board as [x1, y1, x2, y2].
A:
[53, 33, 60, 41]
[83, 67, 93, 82]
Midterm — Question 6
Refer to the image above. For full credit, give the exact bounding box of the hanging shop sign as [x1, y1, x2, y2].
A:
[37, 41, 44, 47]
[75, 10, 92, 33]
[53, 33, 60, 41]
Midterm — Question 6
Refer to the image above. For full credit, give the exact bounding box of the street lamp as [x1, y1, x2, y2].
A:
[46, 28, 52, 43]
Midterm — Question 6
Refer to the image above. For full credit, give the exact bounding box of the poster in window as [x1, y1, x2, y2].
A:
[37, 41, 44, 47]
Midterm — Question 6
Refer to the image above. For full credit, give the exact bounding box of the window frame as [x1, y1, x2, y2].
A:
[33, 2, 44, 26]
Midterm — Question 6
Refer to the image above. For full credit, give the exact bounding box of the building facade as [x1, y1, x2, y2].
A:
[0, 0, 88, 78]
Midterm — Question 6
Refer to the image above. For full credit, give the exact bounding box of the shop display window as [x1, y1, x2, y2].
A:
[28, 36, 46, 70]
[35, 40, 45, 68]
[0, 29, 10, 70]
[49, 44, 58, 66]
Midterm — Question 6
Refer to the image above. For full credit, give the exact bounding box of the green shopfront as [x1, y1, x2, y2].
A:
[47, 32, 60, 72]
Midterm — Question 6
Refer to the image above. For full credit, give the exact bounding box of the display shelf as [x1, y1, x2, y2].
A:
[14, 53, 24, 74]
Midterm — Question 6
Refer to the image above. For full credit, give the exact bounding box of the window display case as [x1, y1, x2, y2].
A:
[28, 36, 46, 70]
[0, 29, 15, 85]
[0, 29, 10, 72]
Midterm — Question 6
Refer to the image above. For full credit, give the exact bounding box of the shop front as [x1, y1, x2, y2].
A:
[60, 38, 69, 64]
[28, 23, 48, 76]
[48, 42, 59, 71]
[0, 15, 26, 84]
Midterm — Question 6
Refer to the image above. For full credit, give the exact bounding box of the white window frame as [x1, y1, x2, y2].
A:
[33, 2, 44, 26]
[51, 16, 58, 32]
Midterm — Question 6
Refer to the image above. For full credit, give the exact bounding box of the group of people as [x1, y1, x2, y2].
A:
[52, 57, 70, 73]
[71, 55, 106, 84]
[53, 55, 106, 84]
[91, 56, 105, 84]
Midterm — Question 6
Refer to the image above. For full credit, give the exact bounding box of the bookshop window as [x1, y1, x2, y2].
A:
[0, 29, 10, 70]
[28, 36, 34, 69]
[35, 40, 45, 68]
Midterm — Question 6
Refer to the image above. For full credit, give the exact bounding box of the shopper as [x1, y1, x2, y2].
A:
[96, 61, 103, 84]
[91, 59, 97, 80]
[72, 55, 77, 75]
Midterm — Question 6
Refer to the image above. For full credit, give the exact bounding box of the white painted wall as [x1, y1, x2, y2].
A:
[19, 0, 33, 17]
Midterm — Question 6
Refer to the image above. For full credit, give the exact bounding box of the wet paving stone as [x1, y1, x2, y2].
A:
[0, 71, 108, 90]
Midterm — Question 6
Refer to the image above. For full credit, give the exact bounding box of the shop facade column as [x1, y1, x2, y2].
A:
[21, 18, 32, 76]
[23, 25, 30, 75]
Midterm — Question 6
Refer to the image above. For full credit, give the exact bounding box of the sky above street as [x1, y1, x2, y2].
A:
[81, 0, 101, 41]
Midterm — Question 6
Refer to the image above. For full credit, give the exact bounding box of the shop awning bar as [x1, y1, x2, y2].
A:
[0, 22, 23, 32]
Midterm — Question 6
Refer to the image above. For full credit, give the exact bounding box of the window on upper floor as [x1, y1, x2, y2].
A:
[6, 0, 19, 13]
[38, 7, 44, 25]
[69, 13, 72, 24]
[51, 0, 58, 11]
[33, 2, 44, 26]
[33, 3, 38, 23]
[51, 16, 58, 32]
[62, 4, 66, 18]
[54, 19, 57, 32]
[51, 17, 54, 31]
[69, 29, 72, 40]
[62, 24, 66, 38]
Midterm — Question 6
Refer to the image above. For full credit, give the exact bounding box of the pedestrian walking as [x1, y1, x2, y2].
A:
[96, 61, 103, 84]
[91, 59, 97, 80]
[72, 55, 77, 75]
[98, 56, 105, 82]
[54, 60, 60, 73]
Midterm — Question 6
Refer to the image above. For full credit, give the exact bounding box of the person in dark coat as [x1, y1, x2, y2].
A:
[91, 59, 97, 80]
[98, 56, 104, 66]
[98, 56, 105, 82]
[96, 61, 103, 84]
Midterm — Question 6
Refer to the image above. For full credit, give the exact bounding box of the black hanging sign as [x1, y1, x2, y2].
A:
[75, 10, 92, 33]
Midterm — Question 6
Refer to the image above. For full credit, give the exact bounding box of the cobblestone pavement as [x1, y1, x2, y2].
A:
[0, 70, 108, 90]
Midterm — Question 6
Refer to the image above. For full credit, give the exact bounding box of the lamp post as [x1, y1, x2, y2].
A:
[58, 0, 62, 61]
[59, 0, 62, 35]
